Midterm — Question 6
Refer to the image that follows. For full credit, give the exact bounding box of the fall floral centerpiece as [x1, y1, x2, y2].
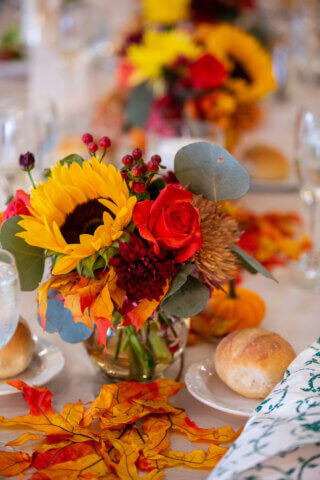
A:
[0, 135, 272, 382]
[93, 24, 275, 152]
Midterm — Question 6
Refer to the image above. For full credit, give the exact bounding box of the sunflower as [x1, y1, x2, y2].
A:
[197, 24, 276, 102]
[127, 29, 201, 84]
[17, 158, 136, 276]
[142, 0, 191, 25]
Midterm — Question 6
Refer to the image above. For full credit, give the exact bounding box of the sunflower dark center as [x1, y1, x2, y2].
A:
[230, 56, 252, 84]
[60, 198, 116, 244]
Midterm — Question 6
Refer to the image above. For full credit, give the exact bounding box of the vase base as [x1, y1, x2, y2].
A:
[95, 352, 184, 384]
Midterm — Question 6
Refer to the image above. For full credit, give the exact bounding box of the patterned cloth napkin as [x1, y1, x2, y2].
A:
[207, 337, 320, 480]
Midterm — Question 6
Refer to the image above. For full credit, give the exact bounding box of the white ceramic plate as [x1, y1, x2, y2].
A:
[0, 337, 65, 396]
[186, 358, 261, 417]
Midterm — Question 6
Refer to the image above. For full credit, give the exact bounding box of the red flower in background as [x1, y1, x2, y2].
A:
[110, 235, 176, 302]
[189, 54, 227, 90]
[133, 184, 203, 263]
[1, 190, 31, 227]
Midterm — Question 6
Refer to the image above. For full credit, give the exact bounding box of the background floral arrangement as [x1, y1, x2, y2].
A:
[104, 23, 276, 151]
[141, 0, 256, 26]
[0, 136, 273, 380]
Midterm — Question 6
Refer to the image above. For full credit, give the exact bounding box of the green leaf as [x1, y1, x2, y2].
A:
[126, 82, 154, 128]
[161, 275, 210, 318]
[0, 216, 45, 291]
[231, 245, 277, 281]
[164, 263, 193, 300]
[174, 142, 250, 201]
[59, 154, 84, 167]
[148, 177, 166, 200]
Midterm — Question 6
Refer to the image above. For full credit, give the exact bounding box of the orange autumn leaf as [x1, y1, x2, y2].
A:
[0, 381, 96, 442]
[0, 451, 32, 477]
[167, 410, 240, 444]
[145, 444, 228, 470]
[0, 379, 240, 479]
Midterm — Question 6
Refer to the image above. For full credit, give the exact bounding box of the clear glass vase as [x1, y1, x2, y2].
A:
[84, 312, 189, 383]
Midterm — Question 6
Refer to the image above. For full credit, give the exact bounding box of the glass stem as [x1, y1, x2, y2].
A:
[307, 197, 320, 264]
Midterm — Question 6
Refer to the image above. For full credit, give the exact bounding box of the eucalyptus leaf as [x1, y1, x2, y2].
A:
[164, 263, 193, 300]
[161, 275, 210, 317]
[231, 245, 277, 282]
[126, 82, 154, 128]
[37, 290, 92, 343]
[174, 142, 250, 201]
[0, 216, 45, 291]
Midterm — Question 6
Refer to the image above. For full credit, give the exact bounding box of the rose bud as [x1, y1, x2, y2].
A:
[19, 152, 35, 171]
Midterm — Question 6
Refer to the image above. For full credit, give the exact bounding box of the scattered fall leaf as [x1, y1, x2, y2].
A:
[0, 379, 241, 479]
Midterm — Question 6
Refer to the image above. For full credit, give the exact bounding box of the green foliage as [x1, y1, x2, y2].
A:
[161, 274, 210, 318]
[0, 216, 44, 291]
[231, 245, 277, 281]
[174, 142, 250, 201]
[126, 82, 154, 128]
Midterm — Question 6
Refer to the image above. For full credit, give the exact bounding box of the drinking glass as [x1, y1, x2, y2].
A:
[0, 93, 57, 207]
[0, 249, 19, 350]
[292, 108, 320, 292]
[146, 118, 224, 172]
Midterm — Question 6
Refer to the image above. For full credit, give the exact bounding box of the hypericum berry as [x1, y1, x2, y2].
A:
[88, 142, 98, 153]
[82, 133, 93, 144]
[121, 171, 128, 180]
[19, 152, 35, 171]
[99, 136, 111, 148]
[133, 182, 146, 193]
[147, 159, 159, 172]
[132, 148, 142, 160]
[150, 154, 161, 164]
[122, 154, 133, 166]
[132, 163, 147, 177]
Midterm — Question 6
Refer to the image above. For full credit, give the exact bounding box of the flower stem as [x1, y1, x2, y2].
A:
[27, 170, 36, 189]
[113, 328, 123, 362]
[228, 279, 237, 299]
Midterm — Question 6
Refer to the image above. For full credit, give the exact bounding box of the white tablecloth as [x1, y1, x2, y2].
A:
[0, 192, 319, 479]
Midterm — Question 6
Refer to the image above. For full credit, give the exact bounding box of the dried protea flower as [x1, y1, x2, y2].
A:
[192, 195, 239, 286]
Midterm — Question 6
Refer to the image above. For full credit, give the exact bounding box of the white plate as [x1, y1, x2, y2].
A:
[0, 337, 65, 396]
[186, 358, 261, 417]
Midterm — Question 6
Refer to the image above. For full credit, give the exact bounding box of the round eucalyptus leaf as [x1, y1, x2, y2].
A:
[174, 141, 250, 201]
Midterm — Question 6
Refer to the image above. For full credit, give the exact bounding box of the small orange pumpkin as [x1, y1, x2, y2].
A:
[191, 284, 266, 337]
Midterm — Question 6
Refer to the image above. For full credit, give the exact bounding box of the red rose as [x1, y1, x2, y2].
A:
[133, 184, 203, 263]
[1, 190, 31, 227]
[189, 54, 227, 90]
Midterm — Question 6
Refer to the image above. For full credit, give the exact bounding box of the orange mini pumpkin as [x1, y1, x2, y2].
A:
[191, 284, 266, 337]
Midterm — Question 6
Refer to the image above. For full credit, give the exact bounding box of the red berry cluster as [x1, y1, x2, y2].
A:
[82, 133, 111, 160]
[121, 149, 162, 194]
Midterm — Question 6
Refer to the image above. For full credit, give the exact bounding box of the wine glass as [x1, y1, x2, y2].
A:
[0, 93, 57, 207]
[0, 249, 19, 351]
[291, 108, 320, 292]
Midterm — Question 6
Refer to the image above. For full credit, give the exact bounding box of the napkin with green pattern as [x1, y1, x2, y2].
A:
[208, 337, 320, 480]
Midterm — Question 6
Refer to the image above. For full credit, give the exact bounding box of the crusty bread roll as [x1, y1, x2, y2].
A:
[0, 318, 34, 379]
[242, 144, 290, 180]
[214, 328, 296, 399]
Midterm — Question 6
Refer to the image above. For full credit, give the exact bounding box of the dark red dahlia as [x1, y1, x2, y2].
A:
[109, 235, 177, 302]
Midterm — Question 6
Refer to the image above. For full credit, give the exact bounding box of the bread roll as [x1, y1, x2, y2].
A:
[0, 318, 34, 379]
[242, 144, 290, 180]
[214, 328, 296, 399]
